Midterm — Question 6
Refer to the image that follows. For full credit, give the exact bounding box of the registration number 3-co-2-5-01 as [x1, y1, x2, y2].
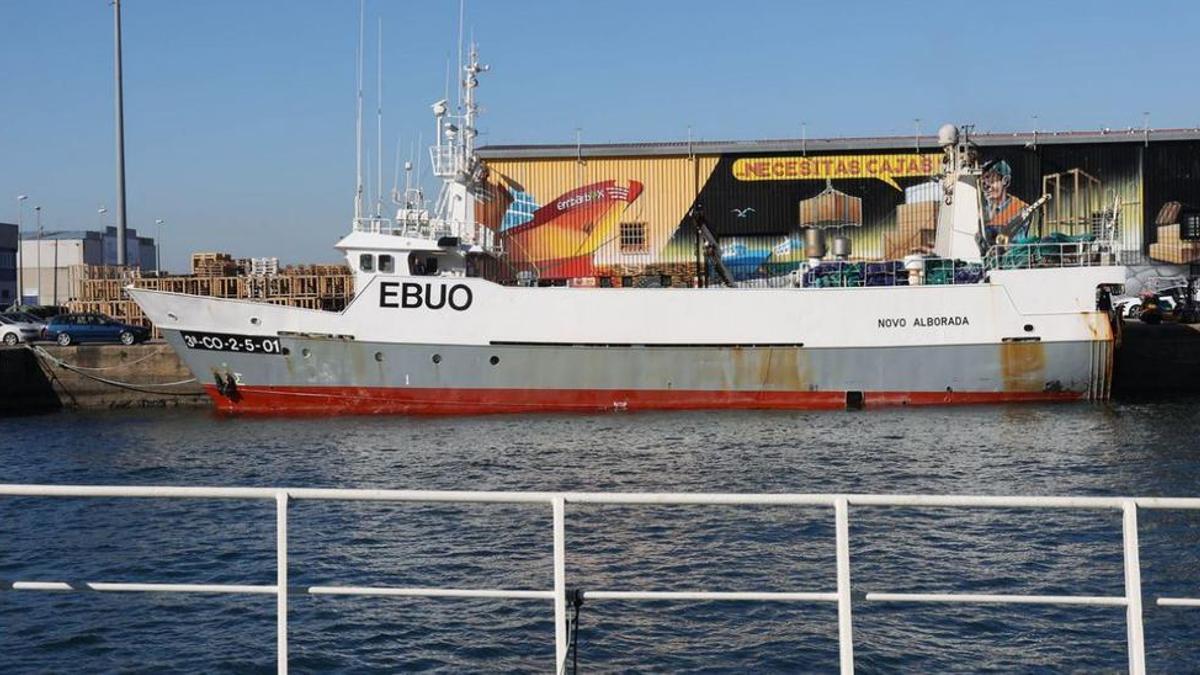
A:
[181, 331, 282, 355]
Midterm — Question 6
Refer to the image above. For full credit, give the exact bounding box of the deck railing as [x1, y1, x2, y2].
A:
[1, 485, 1196, 674]
[982, 239, 1122, 271]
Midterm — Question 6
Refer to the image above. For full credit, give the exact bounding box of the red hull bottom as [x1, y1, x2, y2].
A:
[204, 385, 1088, 416]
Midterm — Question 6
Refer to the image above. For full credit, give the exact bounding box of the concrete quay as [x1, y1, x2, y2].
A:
[0, 342, 208, 414]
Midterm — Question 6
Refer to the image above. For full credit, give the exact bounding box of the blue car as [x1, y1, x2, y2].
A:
[44, 313, 150, 346]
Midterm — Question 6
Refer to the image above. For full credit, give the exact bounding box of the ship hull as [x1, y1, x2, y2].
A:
[166, 331, 1111, 415]
[129, 264, 1123, 416]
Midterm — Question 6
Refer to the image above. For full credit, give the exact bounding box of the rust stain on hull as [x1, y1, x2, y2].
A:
[729, 346, 808, 391]
[1000, 341, 1046, 392]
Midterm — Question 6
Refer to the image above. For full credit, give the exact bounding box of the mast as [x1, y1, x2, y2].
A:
[354, 0, 365, 220]
[376, 16, 383, 217]
[463, 43, 482, 163]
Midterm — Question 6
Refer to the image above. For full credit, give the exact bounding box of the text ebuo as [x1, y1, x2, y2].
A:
[379, 282, 473, 311]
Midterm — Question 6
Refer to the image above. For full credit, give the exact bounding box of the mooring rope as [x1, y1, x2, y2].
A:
[32, 344, 171, 371]
[28, 345, 199, 395]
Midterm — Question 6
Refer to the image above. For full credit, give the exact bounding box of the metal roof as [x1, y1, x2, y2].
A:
[478, 127, 1200, 159]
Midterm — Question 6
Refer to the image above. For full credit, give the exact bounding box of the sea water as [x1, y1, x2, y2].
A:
[1, 401, 1198, 672]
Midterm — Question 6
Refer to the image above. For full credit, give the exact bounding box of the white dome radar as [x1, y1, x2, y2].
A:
[937, 124, 959, 147]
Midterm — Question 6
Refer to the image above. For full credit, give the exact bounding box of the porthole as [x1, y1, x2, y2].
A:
[489, 355, 500, 366]
[375, 352, 384, 362]
[432, 354, 442, 364]
[250, 316, 261, 326]
[301, 348, 311, 358]
[1023, 324, 1034, 332]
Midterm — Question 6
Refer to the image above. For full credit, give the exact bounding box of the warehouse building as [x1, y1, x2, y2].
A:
[18, 226, 155, 306]
[0, 223, 16, 305]
[475, 128, 1200, 292]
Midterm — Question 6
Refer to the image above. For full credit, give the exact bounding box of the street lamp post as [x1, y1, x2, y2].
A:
[113, 0, 128, 266]
[154, 219, 165, 275]
[34, 206, 42, 306]
[15, 195, 27, 306]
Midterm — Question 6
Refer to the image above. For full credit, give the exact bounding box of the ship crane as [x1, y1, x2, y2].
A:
[689, 205, 736, 288]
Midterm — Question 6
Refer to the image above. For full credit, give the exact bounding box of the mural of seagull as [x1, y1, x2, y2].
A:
[731, 207, 756, 218]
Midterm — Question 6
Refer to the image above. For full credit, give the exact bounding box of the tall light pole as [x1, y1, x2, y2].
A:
[34, 206, 42, 306]
[154, 218, 165, 274]
[114, 0, 128, 266]
[16, 195, 27, 305]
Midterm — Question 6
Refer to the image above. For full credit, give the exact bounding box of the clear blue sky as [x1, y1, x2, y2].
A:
[2, 0, 1197, 271]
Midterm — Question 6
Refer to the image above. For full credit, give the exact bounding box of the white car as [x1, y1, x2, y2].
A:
[1115, 285, 1195, 319]
[0, 314, 42, 346]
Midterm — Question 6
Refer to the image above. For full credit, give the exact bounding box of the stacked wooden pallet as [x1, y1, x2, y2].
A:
[65, 261, 356, 336]
[191, 252, 240, 277]
[596, 262, 697, 287]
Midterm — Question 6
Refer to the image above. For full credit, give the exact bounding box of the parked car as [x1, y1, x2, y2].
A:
[43, 314, 150, 346]
[16, 305, 67, 321]
[0, 314, 42, 346]
[3, 311, 48, 333]
[1115, 285, 1197, 321]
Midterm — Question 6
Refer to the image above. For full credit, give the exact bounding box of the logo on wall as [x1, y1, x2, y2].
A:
[732, 153, 941, 190]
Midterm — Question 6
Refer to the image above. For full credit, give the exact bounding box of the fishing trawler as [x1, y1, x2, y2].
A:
[128, 48, 1124, 414]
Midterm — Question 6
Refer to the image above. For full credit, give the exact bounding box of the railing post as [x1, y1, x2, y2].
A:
[835, 497, 855, 673]
[1122, 500, 1145, 675]
[552, 497, 567, 672]
[276, 492, 289, 675]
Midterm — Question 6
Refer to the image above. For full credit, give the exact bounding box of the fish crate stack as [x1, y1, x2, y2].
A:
[66, 257, 356, 336]
[799, 184, 864, 229]
[1149, 202, 1200, 264]
[884, 201, 938, 259]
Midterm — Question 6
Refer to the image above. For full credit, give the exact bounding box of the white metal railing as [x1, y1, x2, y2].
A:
[350, 216, 394, 235]
[1, 486, 1197, 674]
[982, 239, 1122, 271]
[429, 145, 465, 177]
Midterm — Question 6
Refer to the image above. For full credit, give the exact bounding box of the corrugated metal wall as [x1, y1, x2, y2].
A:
[1037, 143, 1144, 261]
[481, 139, 1191, 283]
[1143, 141, 1200, 267]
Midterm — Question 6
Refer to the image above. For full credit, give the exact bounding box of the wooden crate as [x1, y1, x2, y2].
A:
[799, 188, 863, 228]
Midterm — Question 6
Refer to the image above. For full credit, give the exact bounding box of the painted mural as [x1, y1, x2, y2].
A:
[478, 139, 1200, 285]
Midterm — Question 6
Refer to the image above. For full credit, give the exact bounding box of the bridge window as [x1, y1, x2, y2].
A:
[408, 252, 439, 276]
[359, 254, 374, 272]
[620, 222, 648, 253]
[378, 254, 394, 273]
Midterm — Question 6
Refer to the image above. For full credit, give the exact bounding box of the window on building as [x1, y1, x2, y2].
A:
[378, 254, 394, 273]
[359, 254, 374, 272]
[619, 222, 648, 253]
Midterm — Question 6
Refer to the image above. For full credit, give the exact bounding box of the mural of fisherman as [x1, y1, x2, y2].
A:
[980, 159, 1030, 243]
